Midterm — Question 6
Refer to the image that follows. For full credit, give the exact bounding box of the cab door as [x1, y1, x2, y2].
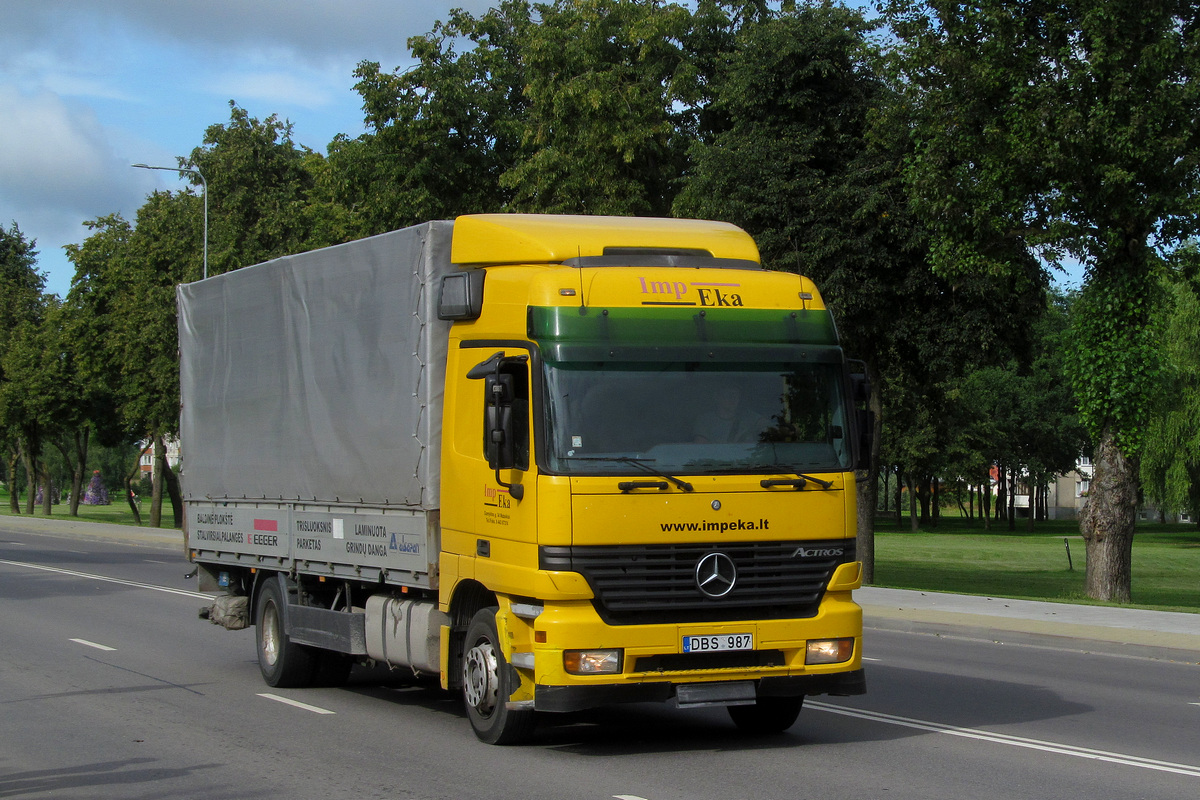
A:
[441, 344, 540, 593]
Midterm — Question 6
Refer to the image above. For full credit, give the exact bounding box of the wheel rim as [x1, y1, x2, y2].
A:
[463, 637, 500, 718]
[261, 601, 281, 667]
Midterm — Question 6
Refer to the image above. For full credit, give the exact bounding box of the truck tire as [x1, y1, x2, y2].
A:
[462, 607, 536, 745]
[727, 695, 803, 734]
[255, 578, 316, 688]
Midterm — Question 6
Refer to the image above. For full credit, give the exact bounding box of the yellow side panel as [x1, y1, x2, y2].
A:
[451, 214, 760, 265]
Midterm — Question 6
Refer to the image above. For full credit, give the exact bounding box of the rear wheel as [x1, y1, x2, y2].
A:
[728, 695, 803, 734]
[256, 578, 316, 688]
[462, 607, 536, 745]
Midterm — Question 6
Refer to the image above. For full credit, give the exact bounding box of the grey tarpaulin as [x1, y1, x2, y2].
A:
[177, 221, 455, 509]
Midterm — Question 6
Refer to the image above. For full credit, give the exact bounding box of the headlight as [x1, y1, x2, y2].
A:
[563, 649, 623, 675]
[805, 638, 854, 665]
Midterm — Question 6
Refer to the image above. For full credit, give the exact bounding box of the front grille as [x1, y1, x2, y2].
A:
[540, 539, 854, 625]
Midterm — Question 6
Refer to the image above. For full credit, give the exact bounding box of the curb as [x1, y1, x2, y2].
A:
[859, 586, 1200, 661]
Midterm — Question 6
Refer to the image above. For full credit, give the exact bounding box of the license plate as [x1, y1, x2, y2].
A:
[682, 633, 753, 653]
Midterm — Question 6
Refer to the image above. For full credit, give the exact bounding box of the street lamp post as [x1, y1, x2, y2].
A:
[132, 163, 209, 280]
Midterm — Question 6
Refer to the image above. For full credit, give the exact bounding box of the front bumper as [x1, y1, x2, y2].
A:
[533, 668, 866, 713]
[502, 584, 865, 714]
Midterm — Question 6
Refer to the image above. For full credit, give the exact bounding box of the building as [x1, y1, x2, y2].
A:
[1021, 456, 1191, 523]
[138, 438, 182, 475]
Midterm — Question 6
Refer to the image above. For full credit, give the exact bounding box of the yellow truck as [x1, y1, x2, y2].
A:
[179, 214, 868, 744]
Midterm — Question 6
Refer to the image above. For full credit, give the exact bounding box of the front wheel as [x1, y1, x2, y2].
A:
[255, 578, 316, 688]
[462, 607, 536, 745]
[728, 695, 803, 734]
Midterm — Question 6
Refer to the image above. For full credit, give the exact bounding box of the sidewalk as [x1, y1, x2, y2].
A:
[859, 586, 1200, 661]
[0, 513, 184, 551]
[5, 514, 1198, 661]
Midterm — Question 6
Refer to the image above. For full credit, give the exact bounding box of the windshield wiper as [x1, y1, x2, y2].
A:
[564, 456, 694, 492]
[760, 472, 834, 490]
[689, 462, 835, 488]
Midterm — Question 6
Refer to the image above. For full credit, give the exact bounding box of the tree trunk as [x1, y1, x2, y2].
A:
[996, 465, 1006, 521]
[21, 439, 36, 515]
[70, 428, 89, 517]
[150, 436, 164, 528]
[162, 451, 184, 529]
[932, 477, 940, 527]
[982, 471, 992, 531]
[40, 461, 52, 515]
[51, 436, 80, 517]
[1079, 427, 1137, 602]
[6, 447, 21, 513]
[894, 475, 902, 527]
[856, 476, 875, 581]
[124, 458, 143, 526]
[907, 474, 919, 531]
[915, 475, 931, 524]
[855, 375, 882, 583]
[1028, 480, 1041, 531]
[1008, 467, 1016, 531]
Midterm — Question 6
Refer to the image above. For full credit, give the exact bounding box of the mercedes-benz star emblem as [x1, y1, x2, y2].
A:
[695, 552, 737, 598]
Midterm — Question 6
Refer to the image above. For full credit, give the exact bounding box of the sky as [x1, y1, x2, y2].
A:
[2, 1, 1080, 299]
[1, 0, 496, 298]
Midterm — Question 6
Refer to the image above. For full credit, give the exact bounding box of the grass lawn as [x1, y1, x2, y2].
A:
[873, 517, 1200, 613]
[0, 485, 176, 528]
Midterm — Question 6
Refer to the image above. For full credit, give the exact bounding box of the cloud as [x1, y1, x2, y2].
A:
[2, 1, 498, 68]
[0, 86, 142, 216]
[0, 1, 501, 296]
[0, 85, 160, 294]
[208, 67, 338, 112]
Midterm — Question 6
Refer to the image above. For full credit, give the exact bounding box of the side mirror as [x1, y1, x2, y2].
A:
[484, 372, 517, 471]
[469, 352, 527, 501]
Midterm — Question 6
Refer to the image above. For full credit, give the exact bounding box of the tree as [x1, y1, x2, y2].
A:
[0, 222, 45, 513]
[501, 0, 693, 215]
[958, 293, 1087, 530]
[116, 194, 197, 528]
[65, 215, 145, 520]
[190, 103, 321, 274]
[67, 199, 191, 529]
[675, 0, 1050, 571]
[0, 298, 66, 515]
[882, 0, 1200, 601]
[676, 0, 899, 576]
[328, 2, 533, 234]
[1141, 260, 1200, 522]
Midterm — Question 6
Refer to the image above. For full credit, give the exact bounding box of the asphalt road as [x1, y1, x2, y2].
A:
[1, 519, 1197, 800]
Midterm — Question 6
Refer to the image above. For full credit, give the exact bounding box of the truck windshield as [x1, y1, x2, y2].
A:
[542, 360, 850, 475]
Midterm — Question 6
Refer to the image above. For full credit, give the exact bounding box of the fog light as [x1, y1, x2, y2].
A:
[806, 638, 854, 665]
[563, 649, 623, 675]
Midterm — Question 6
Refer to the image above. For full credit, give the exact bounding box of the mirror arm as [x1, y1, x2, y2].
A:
[494, 467, 525, 501]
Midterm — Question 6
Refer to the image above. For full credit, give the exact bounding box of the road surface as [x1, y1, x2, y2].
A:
[1, 519, 1196, 799]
